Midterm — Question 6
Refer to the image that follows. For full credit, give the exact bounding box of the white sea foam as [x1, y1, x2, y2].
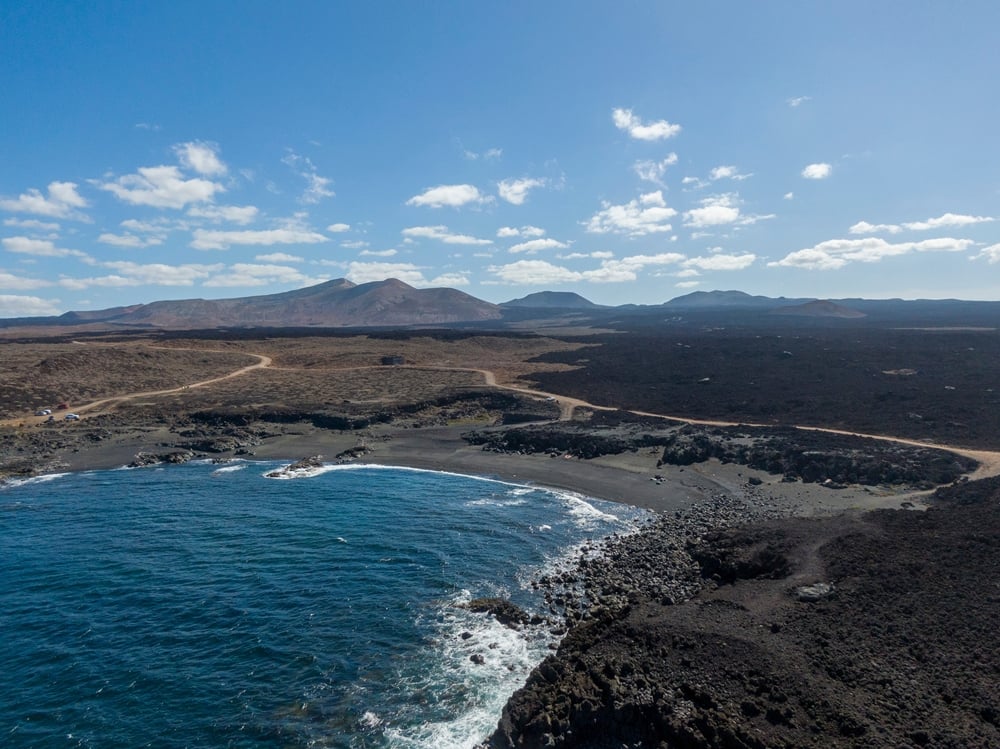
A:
[260, 463, 339, 480]
[383, 590, 555, 749]
[211, 464, 246, 475]
[1, 472, 69, 490]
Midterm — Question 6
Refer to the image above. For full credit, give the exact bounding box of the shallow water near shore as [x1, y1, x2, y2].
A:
[0, 461, 647, 748]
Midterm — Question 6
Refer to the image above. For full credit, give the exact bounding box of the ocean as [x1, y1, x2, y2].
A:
[0, 461, 648, 748]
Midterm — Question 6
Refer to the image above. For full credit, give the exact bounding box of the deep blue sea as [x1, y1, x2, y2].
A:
[0, 461, 647, 748]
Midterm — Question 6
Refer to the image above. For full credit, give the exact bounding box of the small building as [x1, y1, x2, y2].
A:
[380, 355, 405, 366]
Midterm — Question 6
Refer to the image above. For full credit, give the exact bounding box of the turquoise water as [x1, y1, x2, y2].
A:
[0, 461, 646, 748]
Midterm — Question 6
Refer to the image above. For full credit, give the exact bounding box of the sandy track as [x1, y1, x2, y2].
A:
[5, 348, 998, 481]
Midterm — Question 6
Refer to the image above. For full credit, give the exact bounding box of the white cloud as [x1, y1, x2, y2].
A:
[428, 272, 470, 287]
[341, 240, 369, 249]
[683, 252, 757, 271]
[558, 251, 614, 260]
[59, 261, 225, 289]
[191, 227, 328, 250]
[406, 184, 487, 208]
[99, 165, 224, 208]
[3, 218, 61, 231]
[769, 237, 975, 270]
[633, 154, 678, 184]
[783, 192, 794, 200]
[255, 252, 303, 262]
[327, 222, 351, 233]
[490, 252, 684, 285]
[497, 177, 547, 205]
[674, 268, 700, 278]
[681, 176, 709, 190]
[401, 225, 492, 245]
[187, 204, 259, 225]
[584, 190, 677, 236]
[97, 232, 164, 248]
[0, 181, 89, 220]
[120, 218, 181, 233]
[684, 194, 741, 228]
[973, 243, 1000, 263]
[3, 236, 89, 259]
[850, 214, 994, 235]
[463, 147, 503, 161]
[204, 263, 313, 288]
[282, 151, 335, 204]
[675, 280, 701, 289]
[709, 165, 752, 181]
[850, 220, 903, 235]
[359, 249, 398, 257]
[346, 261, 430, 285]
[508, 238, 569, 254]
[801, 163, 832, 180]
[0, 294, 61, 316]
[612, 108, 681, 141]
[903, 213, 994, 231]
[489, 260, 583, 285]
[0, 270, 52, 290]
[497, 225, 545, 238]
[787, 96, 811, 107]
[174, 141, 227, 176]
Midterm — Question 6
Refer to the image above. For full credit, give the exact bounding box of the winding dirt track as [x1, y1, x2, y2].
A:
[6, 347, 999, 480]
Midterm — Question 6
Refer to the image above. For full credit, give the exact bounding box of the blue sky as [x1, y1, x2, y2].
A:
[2, 1, 999, 316]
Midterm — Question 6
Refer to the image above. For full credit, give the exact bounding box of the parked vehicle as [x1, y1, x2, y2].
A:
[64, 413, 80, 421]
[35, 408, 52, 416]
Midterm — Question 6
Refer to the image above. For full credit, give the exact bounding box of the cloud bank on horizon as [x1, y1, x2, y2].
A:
[1, 1, 998, 316]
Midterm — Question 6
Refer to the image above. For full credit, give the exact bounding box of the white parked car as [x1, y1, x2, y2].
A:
[64, 413, 80, 421]
[35, 408, 52, 416]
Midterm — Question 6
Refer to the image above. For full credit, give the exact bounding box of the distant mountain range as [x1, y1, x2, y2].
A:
[2, 279, 998, 331]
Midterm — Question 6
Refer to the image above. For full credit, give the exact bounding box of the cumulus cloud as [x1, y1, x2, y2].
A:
[784, 192, 794, 200]
[59, 261, 225, 289]
[497, 177, 547, 205]
[489, 252, 684, 285]
[851, 213, 994, 235]
[0, 270, 52, 290]
[3, 218, 61, 231]
[801, 163, 832, 180]
[584, 191, 677, 236]
[903, 213, 994, 231]
[3, 236, 89, 259]
[0, 294, 61, 316]
[99, 166, 224, 208]
[633, 153, 678, 184]
[187, 204, 259, 225]
[973, 243, 1000, 263]
[406, 184, 488, 208]
[401, 225, 492, 245]
[428, 272, 470, 287]
[769, 237, 975, 270]
[345, 261, 437, 286]
[681, 176, 709, 190]
[675, 280, 701, 289]
[558, 251, 615, 260]
[683, 252, 757, 271]
[497, 225, 545, 238]
[0, 181, 89, 220]
[191, 227, 328, 250]
[463, 147, 502, 161]
[174, 141, 227, 176]
[359, 249, 398, 257]
[327, 222, 351, 233]
[282, 151, 335, 204]
[612, 108, 681, 141]
[204, 263, 315, 287]
[508, 238, 569, 254]
[97, 232, 164, 248]
[787, 96, 811, 107]
[684, 194, 741, 228]
[255, 252, 303, 262]
[709, 165, 752, 181]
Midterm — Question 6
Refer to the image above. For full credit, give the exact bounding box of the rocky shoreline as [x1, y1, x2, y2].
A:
[479, 477, 1000, 748]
